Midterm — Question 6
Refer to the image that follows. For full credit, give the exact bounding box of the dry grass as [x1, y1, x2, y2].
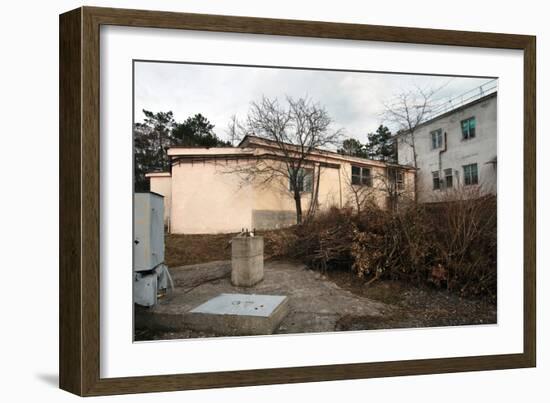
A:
[330, 271, 496, 330]
[165, 233, 235, 267]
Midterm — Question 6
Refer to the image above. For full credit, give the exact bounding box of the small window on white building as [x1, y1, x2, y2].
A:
[351, 165, 372, 187]
[444, 168, 453, 189]
[431, 129, 443, 149]
[432, 171, 441, 190]
[463, 163, 479, 186]
[461, 117, 476, 140]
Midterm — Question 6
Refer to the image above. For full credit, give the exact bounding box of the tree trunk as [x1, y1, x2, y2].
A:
[294, 192, 303, 224]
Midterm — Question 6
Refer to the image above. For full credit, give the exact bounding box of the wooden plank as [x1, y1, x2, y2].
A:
[81, 6, 102, 396]
[523, 37, 537, 367]
[59, 7, 83, 396]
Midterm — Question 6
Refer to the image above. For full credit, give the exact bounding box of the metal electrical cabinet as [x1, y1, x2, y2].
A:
[133, 192, 171, 307]
[134, 192, 165, 271]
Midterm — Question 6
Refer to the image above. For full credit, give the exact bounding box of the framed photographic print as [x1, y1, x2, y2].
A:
[59, 6, 536, 396]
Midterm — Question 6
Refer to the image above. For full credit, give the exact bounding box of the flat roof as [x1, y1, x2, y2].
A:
[145, 172, 171, 177]
[395, 91, 497, 137]
[238, 135, 416, 171]
[167, 147, 253, 157]
[165, 137, 415, 171]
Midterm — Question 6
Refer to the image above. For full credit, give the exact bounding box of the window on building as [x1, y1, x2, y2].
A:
[289, 168, 313, 192]
[432, 171, 441, 190]
[461, 117, 476, 140]
[463, 163, 479, 186]
[388, 168, 404, 190]
[444, 168, 453, 189]
[431, 128, 443, 149]
[351, 165, 372, 187]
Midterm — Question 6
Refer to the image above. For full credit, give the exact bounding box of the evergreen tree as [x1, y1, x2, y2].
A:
[338, 138, 368, 158]
[172, 113, 230, 147]
[134, 110, 175, 191]
[365, 125, 395, 162]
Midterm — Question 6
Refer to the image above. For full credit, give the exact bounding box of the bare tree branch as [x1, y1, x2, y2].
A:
[382, 87, 440, 202]
[226, 95, 343, 224]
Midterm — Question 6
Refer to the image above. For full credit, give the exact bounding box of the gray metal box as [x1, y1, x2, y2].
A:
[133, 272, 158, 307]
[134, 192, 165, 272]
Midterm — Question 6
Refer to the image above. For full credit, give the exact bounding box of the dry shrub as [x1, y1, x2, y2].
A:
[264, 207, 356, 270]
[428, 188, 497, 299]
[265, 188, 497, 301]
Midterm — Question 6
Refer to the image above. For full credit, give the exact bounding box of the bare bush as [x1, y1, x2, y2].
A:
[265, 189, 496, 300]
[427, 186, 497, 298]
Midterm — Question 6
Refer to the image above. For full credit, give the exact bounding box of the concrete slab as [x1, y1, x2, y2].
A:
[185, 293, 289, 335]
[134, 260, 390, 338]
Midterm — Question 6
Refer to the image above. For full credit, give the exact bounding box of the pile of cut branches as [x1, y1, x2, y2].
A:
[265, 196, 497, 301]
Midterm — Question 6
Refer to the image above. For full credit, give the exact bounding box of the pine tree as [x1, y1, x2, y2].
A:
[134, 110, 175, 191]
[172, 113, 230, 147]
[365, 125, 395, 162]
[338, 138, 368, 158]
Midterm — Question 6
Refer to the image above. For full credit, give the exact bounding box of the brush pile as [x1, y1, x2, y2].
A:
[265, 196, 497, 301]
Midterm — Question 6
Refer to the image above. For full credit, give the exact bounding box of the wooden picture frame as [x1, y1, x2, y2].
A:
[59, 6, 536, 396]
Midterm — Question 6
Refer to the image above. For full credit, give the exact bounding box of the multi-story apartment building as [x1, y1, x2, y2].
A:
[396, 91, 497, 202]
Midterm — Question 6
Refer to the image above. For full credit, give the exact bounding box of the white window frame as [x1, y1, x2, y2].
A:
[430, 128, 443, 149]
[461, 116, 476, 140]
[351, 165, 373, 187]
[463, 163, 479, 186]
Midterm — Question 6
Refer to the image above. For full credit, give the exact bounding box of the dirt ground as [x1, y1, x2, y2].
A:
[135, 258, 496, 341]
[327, 271, 496, 331]
[141, 233, 497, 341]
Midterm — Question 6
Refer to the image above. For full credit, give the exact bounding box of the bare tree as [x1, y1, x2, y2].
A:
[383, 87, 440, 202]
[225, 114, 247, 146]
[230, 96, 343, 224]
[379, 166, 415, 210]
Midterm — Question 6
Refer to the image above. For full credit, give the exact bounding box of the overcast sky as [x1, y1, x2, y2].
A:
[134, 61, 495, 144]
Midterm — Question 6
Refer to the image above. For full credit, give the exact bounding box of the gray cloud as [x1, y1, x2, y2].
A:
[134, 61, 494, 144]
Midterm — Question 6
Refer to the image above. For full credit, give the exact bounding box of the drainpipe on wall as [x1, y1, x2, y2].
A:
[438, 131, 448, 187]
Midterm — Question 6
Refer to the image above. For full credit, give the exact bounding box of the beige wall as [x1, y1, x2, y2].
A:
[170, 161, 254, 234]
[148, 175, 172, 226]
[317, 166, 343, 210]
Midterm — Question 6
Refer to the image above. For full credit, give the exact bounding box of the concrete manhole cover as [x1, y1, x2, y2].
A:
[185, 293, 289, 335]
